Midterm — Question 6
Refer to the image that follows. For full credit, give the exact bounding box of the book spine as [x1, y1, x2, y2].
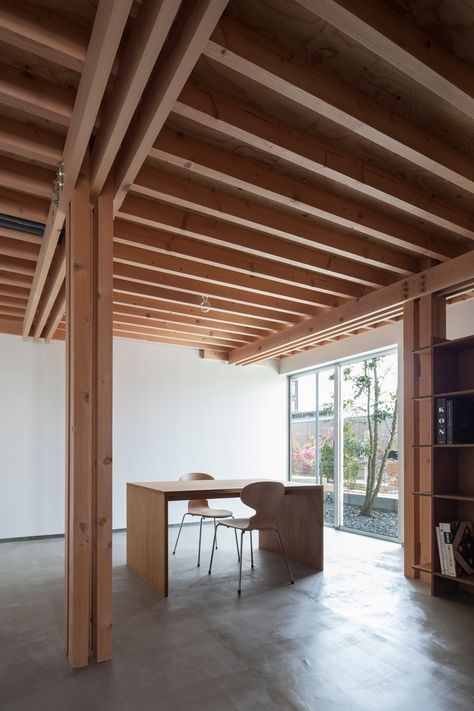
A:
[435, 398, 447, 444]
[447, 399, 454, 444]
[440, 522, 457, 576]
[435, 525, 446, 574]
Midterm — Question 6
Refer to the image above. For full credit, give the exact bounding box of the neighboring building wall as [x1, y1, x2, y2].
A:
[0, 336, 287, 538]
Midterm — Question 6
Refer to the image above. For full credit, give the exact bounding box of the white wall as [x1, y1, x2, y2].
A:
[113, 339, 287, 527]
[0, 335, 65, 539]
[0, 335, 287, 538]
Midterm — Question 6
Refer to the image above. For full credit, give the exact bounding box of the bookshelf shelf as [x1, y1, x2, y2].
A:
[414, 444, 474, 448]
[434, 572, 474, 588]
[413, 565, 474, 588]
[413, 387, 474, 401]
[411, 329, 474, 596]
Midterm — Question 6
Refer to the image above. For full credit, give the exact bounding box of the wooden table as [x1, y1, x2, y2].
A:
[127, 479, 323, 596]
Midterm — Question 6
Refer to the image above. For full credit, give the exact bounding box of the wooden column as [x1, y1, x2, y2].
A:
[92, 175, 113, 662]
[403, 293, 446, 580]
[65, 156, 94, 668]
[65, 159, 113, 668]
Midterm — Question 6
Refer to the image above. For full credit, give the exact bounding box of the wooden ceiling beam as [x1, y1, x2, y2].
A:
[0, 114, 63, 168]
[42, 283, 64, 343]
[0, 317, 22, 335]
[113, 275, 295, 325]
[131, 167, 395, 288]
[112, 310, 250, 345]
[0, 226, 42, 245]
[0, 0, 89, 72]
[118, 195, 418, 289]
[229, 249, 474, 364]
[0, 284, 29, 300]
[0, 305, 24, 318]
[33, 243, 65, 340]
[0, 295, 27, 309]
[296, 0, 474, 121]
[90, 0, 181, 197]
[240, 306, 405, 363]
[113, 240, 349, 308]
[0, 270, 31, 288]
[0, 61, 74, 128]
[111, 328, 230, 352]
[113, 0, 230, 212]
[152, 128, 451, 266]
[0, 186, 49, 223]
[112, 299, 271, 337]
[175, 83, 474, 242]
[0, 156, 54, 199]
[114, 261, 321, 318]
[22, 0, 133, 339]
[206, 18, 473, 193]
[114, 218, 368, 300]
[0, 256, 35, 276]
[0, 235, 39, 261]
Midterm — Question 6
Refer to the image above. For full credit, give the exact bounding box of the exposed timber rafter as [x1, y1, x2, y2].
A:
[229, 249, 474, 364]
[89, 0, 182, 197]
[22, 0, 134, 339]
[205, 18, 474, 193]
[113, 0, 230, 212]
[174, 84, 474, 243]
[130, 167, 396, 288]
[295, 0, 474, 121]
[151, 127, 458, 267]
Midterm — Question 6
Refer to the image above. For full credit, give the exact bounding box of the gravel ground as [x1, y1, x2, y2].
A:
[324, 496, 399, 539]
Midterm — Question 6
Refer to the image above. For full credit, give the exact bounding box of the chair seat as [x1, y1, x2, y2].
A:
[219, 518, 250, 530]
[189, 507, 233, 518]
[220, 518, 278, 531]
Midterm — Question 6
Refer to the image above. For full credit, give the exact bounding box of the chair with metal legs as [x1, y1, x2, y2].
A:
[172, 472, 240, 567]
[208, 481, 294, 594]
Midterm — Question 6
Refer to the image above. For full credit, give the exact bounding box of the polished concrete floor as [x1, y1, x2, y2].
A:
[1, 525, 473, 711]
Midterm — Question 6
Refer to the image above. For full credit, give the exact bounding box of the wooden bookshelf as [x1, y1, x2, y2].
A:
[408, 314, 474, 596]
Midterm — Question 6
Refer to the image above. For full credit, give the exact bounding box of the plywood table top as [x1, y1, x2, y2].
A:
[127, 479, 322, 500]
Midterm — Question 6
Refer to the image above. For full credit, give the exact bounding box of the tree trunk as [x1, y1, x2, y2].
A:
[360, 397, 398, 516]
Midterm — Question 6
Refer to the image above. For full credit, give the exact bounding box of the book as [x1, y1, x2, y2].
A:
[435, 398, 447, 444]
[439, 521, 474, 577]
[435, 525, 447, 574]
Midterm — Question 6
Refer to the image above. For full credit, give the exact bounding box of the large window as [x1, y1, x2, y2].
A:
[289, 348, 399, 541]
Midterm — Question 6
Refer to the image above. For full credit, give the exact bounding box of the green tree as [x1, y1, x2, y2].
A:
[344, 358, 398, 516]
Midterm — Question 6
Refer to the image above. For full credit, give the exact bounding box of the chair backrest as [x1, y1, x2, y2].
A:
[180, 472, 214, 510]
[241, 481, 285, 530]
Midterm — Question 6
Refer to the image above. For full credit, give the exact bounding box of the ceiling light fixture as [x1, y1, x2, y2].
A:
[200, 295, 211, 313]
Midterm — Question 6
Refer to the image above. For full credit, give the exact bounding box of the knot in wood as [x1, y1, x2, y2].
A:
[103, 457, 112, 465]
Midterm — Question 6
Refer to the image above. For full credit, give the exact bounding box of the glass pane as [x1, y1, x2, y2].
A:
[341, 352, 399, 539]
[318, 369, 335, 527]
[290, 372, 316, 483]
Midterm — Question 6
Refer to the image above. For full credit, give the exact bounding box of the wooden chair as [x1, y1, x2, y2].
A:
[208, 481, 294, 594]
[172, 472, 240, 567]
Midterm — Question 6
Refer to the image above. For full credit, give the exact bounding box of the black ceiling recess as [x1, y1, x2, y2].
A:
[0, 213, 45, 237]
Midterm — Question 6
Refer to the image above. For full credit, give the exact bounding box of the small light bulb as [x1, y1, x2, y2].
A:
[200, 295, 211, 313]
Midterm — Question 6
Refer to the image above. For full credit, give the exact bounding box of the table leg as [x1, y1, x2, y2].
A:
[259, 488, 323, 570]
[127, 485, 168, 596]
